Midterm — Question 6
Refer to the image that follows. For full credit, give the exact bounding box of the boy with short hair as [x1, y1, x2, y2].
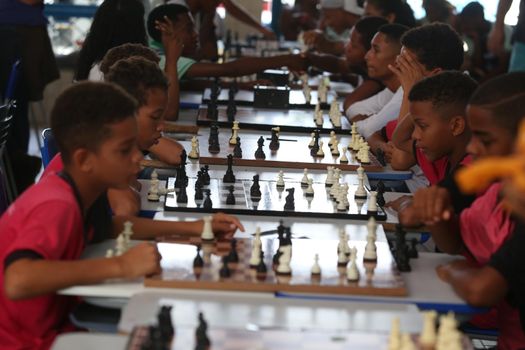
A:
[99, 43, 161, 75]
[0, 82, 162, 349]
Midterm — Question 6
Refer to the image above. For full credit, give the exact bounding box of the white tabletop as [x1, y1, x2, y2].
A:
[51, 333, 127, 350]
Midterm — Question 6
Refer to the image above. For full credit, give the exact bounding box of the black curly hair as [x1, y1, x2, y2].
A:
[147, 3, 189, 43]
[100, 43, 160, 75]
[354, 16, 389, 50]
[365, 0, 417, 27]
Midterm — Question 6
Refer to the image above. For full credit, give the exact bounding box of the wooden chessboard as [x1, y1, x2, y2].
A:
[145, 236, 407, 297]
[163, 177, 387, 221]
[202, 88, 338, 110]
[127, 326, 473, 350]
[196, 106, 352, 134]
[192, 131, 384, 172]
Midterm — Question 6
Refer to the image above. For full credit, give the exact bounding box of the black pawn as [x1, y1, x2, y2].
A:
[227, 238, 239, 263]
[396, 245, 411, 272]
[157, 305, 174, 343]
[177, 186, 188, 204]
[195, 312, 211, 350]
[310, 130, 320, 156]
[202, 165, 211, 185]
[250, 174, 262, 198]
[408, 238, 419, 259]
[269, 129, 280, 151]
[195, 183, 204, 201]
[208, 124, 220, 154]
[254, 136, 266, 159]
[284, 188, 295, 210]
[223, 154, 236, 183]
[226, 100, 237, 122]
[226, 185, 236, 205]
[206, 99, 218, 120]
[233, 137, 242, 158]
[193, 246, 204, 268]
[256, 251, 267, 274]
[203, 190, 213, 209]
[376, 180, 386, 207]
[219, 256, 231, 278]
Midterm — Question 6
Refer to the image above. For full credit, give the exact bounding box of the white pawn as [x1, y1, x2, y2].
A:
[325, 166, 334, 187]
[147, 170, 160, 201]
[337, 228, 347, 253]
[331, 139, 340, 156]
[276, 170, 285, 188]
[337, 192, 347, 211]
[201, 215, 214, 241]
[105, 249, 114, 258]
[254, 226, 262, 249]
[346, 247, 359, 282]
[332, 112, 341, 128]
[328, 131, 337, 146]
[122, 221, 134, 247]
[400, 333, 416, 350]
[363, 235, 377, 261]
[188, 136, 200, 159]
[337, 247, 348, 266]
[419, 311, 437, 348]
[301, 168, 309, 186]
[308, 132, 316, 148]
[343, 232, 351, 255]
[115, 234, 126, 256]
[388, 317, 401, 350]
[305, 178, 314, 197]
[311, 253, 321, 275]
[316, 141, 325, 157]
[315, 111, 323, 127]
[368, 191, 378, 213]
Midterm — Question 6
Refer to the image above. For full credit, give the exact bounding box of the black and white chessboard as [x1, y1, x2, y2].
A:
[163, 177, 387, 221]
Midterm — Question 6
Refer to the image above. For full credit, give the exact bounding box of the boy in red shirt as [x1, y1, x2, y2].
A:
[412, 72, 525, 349]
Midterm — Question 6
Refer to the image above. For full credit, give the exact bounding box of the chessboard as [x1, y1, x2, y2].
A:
[190, 129, 384, 172]
[196, 105, 352, 134]
[145, 236, 407, 297]
[163, 177, 388, 221]
[202, 88, 338, 110]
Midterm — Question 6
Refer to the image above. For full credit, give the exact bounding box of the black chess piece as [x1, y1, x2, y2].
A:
[147, 325, 166, 350]
[223, 154, 236, 183]
[193, 246, 204, 268]
[195, 312, 211, 350]
[206, 99, 218, 120]
[208, 124, 220, 154]
[219, 256, 231, 278]
[408, 238, 419, 259]
[227, 238, 239, 263]
[284, 227, 292, 246]
[195, 181, 204, 201]
[226, 99, 237, 122]
[250, 174, 262, 198]
[277, 220, 285, 245]
[310, 129, 320, 156]
[177, 186, 188, 204]
[256, 251, 267, 274]
[376, 180, 386, 207]
[203, 190, 213, 209]
[284, 188, 295, 210]
[375, 148, 386, 166]
[202, 165, 211, 185]
[233, 137, 242, 158]
[272, 249, 282, 265]
[254, 136, 266, 159]
[157, 305, 174, 343]
[396, 245, 411, 272]
[226, 185, 236, 205]
[269, 129, 280, 151]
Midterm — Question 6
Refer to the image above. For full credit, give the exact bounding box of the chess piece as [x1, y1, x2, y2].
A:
[206, 99, 218, 120]
[367, 191, 378, 215]
[314, 102, 322, 122]
[115, 233, 126, 256]
[388, 317, 401, 350]
[194, 181, 204, 201]
[276, 170, 285, 188]
[105, 249, 114, 258]
[223, 154, 236, 183]
[301, 168, 309, 187]
[227, 238, 239, 263]
[276, 246, 292, 275]
[408, 238, 419, 259]
[157, 305, 174, 343]
[354, 167, 367, 199]
[284, 188, 295, 210]
[219, 255, 231, 278]
[193, 245, 204, 268]
[250, 174, 262, 198]
[229, 121, 240, 145]
[359, 142, 371, 164]
[233, 137, 242, 158]
[208, 123, 220, 154]
[203, 190, 213, 209]
[367, 217, 377, 241]
[310, 129, 320, 156]
[202, 165, 211, 185]
[315, 110, 323, 127]
[419, 311, 437, 348]
[311, 253, 321, 275]
[226, 98, 237, 122]
[147, 170, 160, 201]
[316, 141, 325, 157]
[324, 166, 334, 187]
[376, 180, 386, 207]
[303, 85, 311, 104]
[249, 230, 262, 268]
[305, 178, 314, 197]
[256, 251, 267, 274]
[308, 132, 316, 148]
[188, 136, 200, 159]
[195, 312, 211, 350]
[346, 247, 359, 282]
[226, 185, 236, 205]
[176, 186, 188, 204]
[337, 247, 348, 266]
[254, 136, 266, 159]
[363, 235, 377, 262]
[200, 216, 214, 241]
[339, 146, 349, 163]
[269, 128, 280, 151]
[331, 139, 340, 156]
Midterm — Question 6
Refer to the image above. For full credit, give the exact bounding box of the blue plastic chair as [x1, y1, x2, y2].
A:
[40, 128, 58, 168]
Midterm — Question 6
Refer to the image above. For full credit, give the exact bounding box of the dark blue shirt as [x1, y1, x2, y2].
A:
[0, 0, 46, 26]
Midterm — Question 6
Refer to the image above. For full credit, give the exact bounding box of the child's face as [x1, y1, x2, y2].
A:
[364, 33, 399, 81]
[176, 13, 199, 56]
[410, 100, 458, 161]
[136, 87, 166, 150]
[345, 28, 367, 67]
[466, 105, 515, 160]
[90, 117, 143, 189]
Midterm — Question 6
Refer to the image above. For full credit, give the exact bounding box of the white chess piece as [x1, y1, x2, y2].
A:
[337, 228, 346, 253]
[316, 141, 325, 157]
[229, 121, 240, 145]
[115, 234, 126, 256]
[105, 249, 114, 258]
[249, 229, 262, 267]
[200, 215, 214, 241]
[343, 232, 351, 255]
[363, 235, 377, 261]
[311, 253, 321, 275]
[122, 221, 134, 247]
[331, 139, 339, 155]
[315, 110, 323, 127]
[276, 247, 292, 275]
[367, 217, 377, 241]
[400, 333, 416, 350]
[332, 111, 341, 128]
[354, 168, 367, 199]
[188, 136, 200, 159]
[346, 247, 359, 281]
[337, 192, 347, 211]
[339, 145, 348, 162]
[419, 311, 437, 348]
[328, 131, 337, 146]
[337, 248, 348, 266]
[325, 166, 334, 187]
[359, 142, 370, 163]
[147, 170, 160, 201]
[314, 103, 321, 121]
[303, 85, 311, 104]
[368, 191, 378, 212]
[308, 132, 316, 148]
[301, 168, 309, 185]
[276, 170, 285, 188]
[305, 178, 314, 197]
[388, 317, 401, 350]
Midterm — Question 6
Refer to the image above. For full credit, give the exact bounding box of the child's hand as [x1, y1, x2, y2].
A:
[388, 50, 426, 94]
[287, 54, 309, 73]
[117, 243, 162, 278]
[381, 141, 394, 163]
[155, 16, 184, 59]
[211, 212, 245, 240]
[411, 186, 454, 225]
[302, 29, 324, 47]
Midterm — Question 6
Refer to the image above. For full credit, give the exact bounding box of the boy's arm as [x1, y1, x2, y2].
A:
[306, 52, 349, 74]
[436, 260, 508, 307]
[4, 243, 161, 300]
[108, 187, 141, 217]
[148, 137, 184, 166]
[343, 79, 383, 111]
[390, 144, 416, 170]
[223, 0, 276, 38]
[185, 54, 307, 78]
[391, 113, 415, 153]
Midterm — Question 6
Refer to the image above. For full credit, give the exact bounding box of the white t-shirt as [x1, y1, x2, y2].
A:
[345, 87, 394, 119]
[355, 87, 403, 139]
[88, 63, 104, 82]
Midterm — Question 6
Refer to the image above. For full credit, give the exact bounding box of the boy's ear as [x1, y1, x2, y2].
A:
[450, 115, 466, 136]
[71, 148, 96, 173]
